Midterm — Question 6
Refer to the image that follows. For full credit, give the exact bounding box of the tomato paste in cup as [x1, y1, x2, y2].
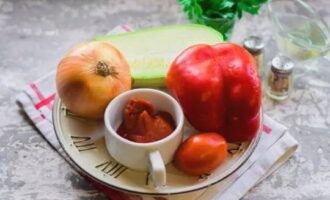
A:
[117, 98, 175, 143]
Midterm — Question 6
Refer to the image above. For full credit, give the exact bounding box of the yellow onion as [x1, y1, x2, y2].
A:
[56, 41, 131, 118]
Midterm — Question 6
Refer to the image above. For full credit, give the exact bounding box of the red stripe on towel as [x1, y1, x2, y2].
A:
[35, 93, 56, 109]
[29, 83, 45, 101]
[263, 125, 272, 134]
[120, 24, 132, 32]
[29, 82, 55, 110]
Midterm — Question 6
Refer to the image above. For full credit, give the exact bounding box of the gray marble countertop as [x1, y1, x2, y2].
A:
[1, 0, 330, 199]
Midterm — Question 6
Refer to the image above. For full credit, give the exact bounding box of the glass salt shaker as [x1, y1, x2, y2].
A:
[243, 36, 265, 76]
[266, 55, 294, 100]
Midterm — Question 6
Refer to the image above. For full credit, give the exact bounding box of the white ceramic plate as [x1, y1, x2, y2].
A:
[53, 97, 261, 196]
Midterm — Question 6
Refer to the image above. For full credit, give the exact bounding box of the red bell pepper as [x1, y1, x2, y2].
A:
[166, 43, 261, 142]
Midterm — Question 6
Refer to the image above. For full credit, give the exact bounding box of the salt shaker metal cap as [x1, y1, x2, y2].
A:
[243, 36, 265, 77]
[243, 36, 265, 55]
[271, 55, 294, 75]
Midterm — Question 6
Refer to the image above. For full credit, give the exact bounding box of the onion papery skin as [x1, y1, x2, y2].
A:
[56, 41, 131, 118]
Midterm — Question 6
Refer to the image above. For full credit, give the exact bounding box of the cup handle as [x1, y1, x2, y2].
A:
[148, 150, 166, 187]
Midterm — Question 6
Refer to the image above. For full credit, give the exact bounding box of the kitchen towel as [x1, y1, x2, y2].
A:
[16, 25, 298, 200]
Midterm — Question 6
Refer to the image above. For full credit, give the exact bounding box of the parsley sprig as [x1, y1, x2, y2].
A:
[179, 0, 268, 20]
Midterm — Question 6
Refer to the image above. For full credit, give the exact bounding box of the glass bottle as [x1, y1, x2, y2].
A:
[266, 55, 294, 100]
[243, 36, 265, 76]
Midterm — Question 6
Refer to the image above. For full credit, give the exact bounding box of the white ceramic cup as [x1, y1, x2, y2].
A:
[104, 88, 184, 187]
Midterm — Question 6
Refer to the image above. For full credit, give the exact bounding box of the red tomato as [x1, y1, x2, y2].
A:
[174, 132, 228, 176]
